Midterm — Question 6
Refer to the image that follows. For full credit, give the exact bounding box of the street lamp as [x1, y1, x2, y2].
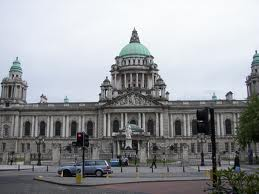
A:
[35, 136, 45, 166]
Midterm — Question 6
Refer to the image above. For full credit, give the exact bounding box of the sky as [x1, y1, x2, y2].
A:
[0, 0, 258, 103]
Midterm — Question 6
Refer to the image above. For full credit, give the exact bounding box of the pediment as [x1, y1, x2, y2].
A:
[103, 92, 162, 107]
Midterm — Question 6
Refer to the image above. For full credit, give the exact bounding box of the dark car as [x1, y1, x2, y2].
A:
[58, 160, 112, 177]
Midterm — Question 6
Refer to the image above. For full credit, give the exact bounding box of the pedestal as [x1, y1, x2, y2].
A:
[125, 139, 132, 149]
[24, 152, 31, 165]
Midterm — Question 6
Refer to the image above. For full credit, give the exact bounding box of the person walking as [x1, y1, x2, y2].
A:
[234, 151, 240, 173]
[150, 155, 157, 168]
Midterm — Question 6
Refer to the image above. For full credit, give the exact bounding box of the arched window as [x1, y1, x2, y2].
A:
[55, 121, 61, 136]
[225, 119, 232, 135]
[130, 120, 137, 125]
[113, 120, 119, 132]
[191, 120, 197, 136]
[87, 121, 93, 137]
[175, 120, 181, 136]
[3, 125, 9, 137]
[71, 121, 77, 136]
[24, 121, 31, 136]
[39, 121, 46, 136]
[147, 119, 154, 135]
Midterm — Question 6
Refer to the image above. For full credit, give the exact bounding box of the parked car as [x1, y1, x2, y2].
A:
[110, 158, 120, 167]
[58, 160, 112, 177]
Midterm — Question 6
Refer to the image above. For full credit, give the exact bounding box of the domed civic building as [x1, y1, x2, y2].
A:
[0, 29, 258, 165]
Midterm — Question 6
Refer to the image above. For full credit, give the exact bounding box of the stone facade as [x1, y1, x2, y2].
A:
[0, 29, 258, 163]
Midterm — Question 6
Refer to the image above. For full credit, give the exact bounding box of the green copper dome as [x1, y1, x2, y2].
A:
[119, 28, 151, 57]
[252, 50, 259, 66]
[10, 57, 22, 73]
[119, 43, 151, 57]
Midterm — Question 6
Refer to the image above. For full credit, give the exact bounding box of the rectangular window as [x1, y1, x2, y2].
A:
[208, 143, 212, 153]
[2, 143, 6, 152]
[231, 142, 235, 152]
[197, 143, 201, 153]
[27, 143, 30, 151]
[191, 143, 195, 153]
[21, 143, 25, 153]
[225, 142, 229, 153]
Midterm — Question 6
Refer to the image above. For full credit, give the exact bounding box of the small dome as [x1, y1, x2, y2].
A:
[252, 50, 259, 66]
[102, 76, 111, 86]
[10, 57, 22, 73]
[155, 77, 166, 86]
[64, 96, 69, 103]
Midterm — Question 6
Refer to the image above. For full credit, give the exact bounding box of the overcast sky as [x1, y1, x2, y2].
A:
[0, 0, 258, 103]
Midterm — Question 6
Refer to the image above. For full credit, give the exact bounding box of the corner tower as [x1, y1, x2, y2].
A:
[0, 57, 28, 105]
[99, 28, 169, 101]
[246, 50, 259, 98]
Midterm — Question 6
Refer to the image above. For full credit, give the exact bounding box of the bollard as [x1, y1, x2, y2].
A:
[198, 165, 200, 172]
[75, 169, 82, 184]
[32, 164, 34, 172]
[167, 166, 169, 173]
[120, 166, 123, 173]
[135, 166, 139, 178]
[183, 165, 185, 172]
[18, 164, 20, 171]
[46, 165, 48, 172]
[136, 166, 138, 173]
[152, 166, 154, 173]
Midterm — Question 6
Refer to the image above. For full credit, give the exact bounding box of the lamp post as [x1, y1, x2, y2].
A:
[35, 136, 44, 166]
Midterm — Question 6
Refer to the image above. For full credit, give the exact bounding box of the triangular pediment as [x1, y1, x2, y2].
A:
[103, 92, 162, 107]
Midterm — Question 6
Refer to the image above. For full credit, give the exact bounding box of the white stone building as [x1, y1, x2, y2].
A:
[0, 29, 258, 163]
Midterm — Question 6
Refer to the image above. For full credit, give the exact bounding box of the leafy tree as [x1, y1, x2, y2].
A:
[236, 95, 259, 148]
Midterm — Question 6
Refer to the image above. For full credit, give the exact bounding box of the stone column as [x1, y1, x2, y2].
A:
[136, 73, 138, 87]
[187, 114, 190, 136]
[46, 116, 50, 137]
[170, 114, 174, 137]
[35, 116, 38, 137]
[130, 73, 132, 88]
[78, 116, 82, 132]
[66, 116, 70, 137]
[82, 115, 85, 132]
[216, 113, 220, 136]
[142, 73, 145, 88]
[20, 116, 23, 138]
[114, 73, 117, 88]
[107, 113, 111, 137]
[142, 113, 145, 132]
[32, 116, 35, 137]
[125, 113, 128, 125]
[14, 115, 19, 137]
[117, 141, 121, 155]
[50, 116, 53, 137]
[124, 73, 127, 88]
[94, 116, 97, 138]
[220, 114, 224, 136]
[183, 114, 186, 136]
[156, 113, 159, 136]
[233, 113, 237, 135]
[62, 116, 66, 137]
[103, 113, 106, 137]
[120, 113, 123, 129]
[138, 113, 141, 128]
[160, 113, 163, 136]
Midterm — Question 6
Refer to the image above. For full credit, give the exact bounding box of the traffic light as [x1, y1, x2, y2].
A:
[76, 132, 83, 147]
[196, 107, 209, 134]
[84, 134, 89, 147]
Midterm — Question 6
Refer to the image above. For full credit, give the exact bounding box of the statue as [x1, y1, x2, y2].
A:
[125, 124, 132, 139]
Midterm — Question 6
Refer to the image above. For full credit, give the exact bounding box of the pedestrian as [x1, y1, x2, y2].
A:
[248, 147, 253, 165]
[234, 151, 240, 173]
[150, 155, 157, 168]
[162, 152, 166, 166]
[218, 154, 221, 167]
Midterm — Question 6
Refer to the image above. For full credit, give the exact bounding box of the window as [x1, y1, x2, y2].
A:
[2, 143, 6, 152]
[71, 121, 77, 136]
[55, 121, 61, 136]
[197, 143, 201, 153]
[225, 119, 232, 135]
[231, 142, 235, 152]
[95, 160, 106, 165]
[113, 120, 119, 132]
[225, 142, 229, 153]
[39, 121, 46, 136]
[24, 121, 31, 136]
[180, 143, 184, 153]
[191, 120, 197, 135]
[42, 144, 46, 153]
[130, 120, 137, 125]
[175, 120, 181, 136]
[27, 143, 30, 151]
[87, 121, 93, 136]
[3, 125, 9, 137]
[21, 143, 25, 153]
[191, 143, 195, 153]
[147, 119, 154, 136]
[208, 143, 212, 153]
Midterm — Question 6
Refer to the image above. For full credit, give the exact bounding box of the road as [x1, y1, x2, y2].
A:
[0, 170, 208, 194]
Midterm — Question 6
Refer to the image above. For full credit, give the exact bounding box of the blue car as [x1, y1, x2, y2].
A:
[58, 160, 112, 177]
[110, 159, 120, 167]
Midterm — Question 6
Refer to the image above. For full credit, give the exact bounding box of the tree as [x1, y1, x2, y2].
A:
[236, 95, 259, 148]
